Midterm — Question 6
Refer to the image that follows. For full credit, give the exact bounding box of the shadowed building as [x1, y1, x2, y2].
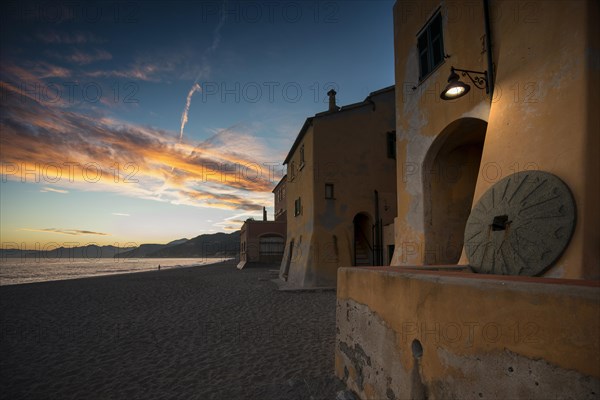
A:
[279, 87, 397, 288]
[238, 176, 287, 269]
[335, 1, 600, 399]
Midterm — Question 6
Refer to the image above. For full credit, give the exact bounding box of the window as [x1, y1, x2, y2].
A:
[294, 197, 302, 216]
[386, 131, 396, 159]
[417, 10, 444, 80]
[290, 161, 296, 180]
[299, 144, 305, 169]
[325, 183, 334, 199]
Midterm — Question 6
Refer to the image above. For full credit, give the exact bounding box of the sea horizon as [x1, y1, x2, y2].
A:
[0, 257, 236, 286]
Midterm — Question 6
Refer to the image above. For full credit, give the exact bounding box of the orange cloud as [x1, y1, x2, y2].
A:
[0, 79, 282, 212]
[20, 228, 110, 236]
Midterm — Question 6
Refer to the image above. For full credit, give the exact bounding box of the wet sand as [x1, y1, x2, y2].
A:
[0, 262, 344, 399]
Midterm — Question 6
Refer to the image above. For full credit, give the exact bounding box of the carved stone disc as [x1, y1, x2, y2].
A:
[464, 171, 576, 276]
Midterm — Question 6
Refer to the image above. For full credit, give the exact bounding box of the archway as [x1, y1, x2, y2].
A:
[353, 213, 373, 266]
[422, 118, 487, 264]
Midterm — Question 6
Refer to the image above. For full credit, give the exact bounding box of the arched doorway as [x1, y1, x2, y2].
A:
[423, 118, 487, 264]
[353, 213, 373, 266]
[259, 234, 284, 264]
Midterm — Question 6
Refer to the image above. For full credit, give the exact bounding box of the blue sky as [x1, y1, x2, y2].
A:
[0, 0, 394, 247]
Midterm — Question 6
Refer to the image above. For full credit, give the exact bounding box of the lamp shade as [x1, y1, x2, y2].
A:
[440, 69, 471, 100]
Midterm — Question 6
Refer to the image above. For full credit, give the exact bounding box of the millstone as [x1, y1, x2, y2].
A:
[464, 171, 576, 276]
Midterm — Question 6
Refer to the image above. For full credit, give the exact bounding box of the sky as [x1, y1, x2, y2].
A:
[0, 0, 395, 248]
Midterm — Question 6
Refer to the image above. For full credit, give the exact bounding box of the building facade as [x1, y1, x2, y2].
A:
[273, 175, 287, 222]
[336, 1, 600, 399]
[279, 88, 397, 288]
[238, 176, 287, 269]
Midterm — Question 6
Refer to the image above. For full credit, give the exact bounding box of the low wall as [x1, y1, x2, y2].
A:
[335, 267, 600, 399]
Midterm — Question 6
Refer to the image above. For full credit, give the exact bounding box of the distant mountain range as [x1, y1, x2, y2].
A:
[0, 232, 240, 259]
[114, 238, 189, 258]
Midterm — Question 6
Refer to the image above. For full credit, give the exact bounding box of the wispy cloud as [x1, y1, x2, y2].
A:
[112, 213, 130, 217]
[67, 49, 112, 65]
[212, 212, 262, 231]
[0, 79, 280, 212]
[40, 187, 69, 194]
[86, 51, 196, 82]
[20, 228, 110, 236]
[36, 31, 106, 45]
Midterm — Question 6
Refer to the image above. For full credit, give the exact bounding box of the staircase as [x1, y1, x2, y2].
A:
[354, 240, 372, 266]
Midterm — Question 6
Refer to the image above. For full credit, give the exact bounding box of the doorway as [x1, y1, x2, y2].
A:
[423, 118, 487, 264]
[353, 213, 373, 266]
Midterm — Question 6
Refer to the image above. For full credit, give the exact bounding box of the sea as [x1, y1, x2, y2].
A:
[0, 257, 234, 286]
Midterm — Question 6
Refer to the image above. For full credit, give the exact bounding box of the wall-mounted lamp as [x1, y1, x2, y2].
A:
[440, 66, 489, 100]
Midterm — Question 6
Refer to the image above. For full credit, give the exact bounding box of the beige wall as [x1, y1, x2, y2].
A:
[456, 0, 600, 279]
[280, 124, 316, 283]
[393, 0, 491, 267]
[273, 175, 287, 222]
[392, 0, 599, 279]
[281, 89, 397, 288]
[336, 267, 600, 400]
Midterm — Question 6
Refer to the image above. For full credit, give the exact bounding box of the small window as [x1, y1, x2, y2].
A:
[386, 131, 396, 159]
[294, 197, 302, 216]
[325, 183, 334, 199]
[417, 11, 444, 80]
[290, 161, 296, 180]
[299, 145, 305, 169]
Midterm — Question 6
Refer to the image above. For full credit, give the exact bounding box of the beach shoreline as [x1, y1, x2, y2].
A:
[0, 262, 344, 399]
[0, 257, 236, 287]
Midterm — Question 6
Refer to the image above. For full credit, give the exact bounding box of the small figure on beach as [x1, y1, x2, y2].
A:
[158, 264, 161, 271]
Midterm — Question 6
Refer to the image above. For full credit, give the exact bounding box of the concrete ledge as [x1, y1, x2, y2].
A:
[335, 267, 600, 399]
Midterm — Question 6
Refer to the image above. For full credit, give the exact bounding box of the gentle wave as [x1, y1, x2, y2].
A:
[0, 258, 234, 286]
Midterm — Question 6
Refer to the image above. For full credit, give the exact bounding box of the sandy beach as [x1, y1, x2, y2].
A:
[0, 262, 344, 399]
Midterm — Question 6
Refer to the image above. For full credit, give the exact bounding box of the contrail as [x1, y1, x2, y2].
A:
[178, 0, 227, 143]
[179, 83, 202, 142]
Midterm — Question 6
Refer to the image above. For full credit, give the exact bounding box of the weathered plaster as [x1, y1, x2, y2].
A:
[280, 88, 397, 288]
[392, 0, 599, 278]
[336, 267, 600, 400]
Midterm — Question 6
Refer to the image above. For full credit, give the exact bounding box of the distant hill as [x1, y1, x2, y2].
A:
[148, 231, 240, 258]
[0, 233, 239, 259]
[0, 244, 135, 259]
[115, 238, 189, 258]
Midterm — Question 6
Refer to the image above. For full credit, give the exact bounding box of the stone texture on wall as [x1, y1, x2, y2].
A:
[336, 267, 600, 400]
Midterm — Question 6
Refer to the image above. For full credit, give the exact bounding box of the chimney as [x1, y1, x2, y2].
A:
[327, 89, 338, 112]
[263, 207, 267, 221]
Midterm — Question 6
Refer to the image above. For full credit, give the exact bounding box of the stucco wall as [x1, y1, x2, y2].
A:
[336, 267, 600, 400]
[392, 0, 599, 279]
[281, 89, 397, 288]
[392, 0, 492, 267]
[280, 124, 316, 284]
[456, 0, 599, 279]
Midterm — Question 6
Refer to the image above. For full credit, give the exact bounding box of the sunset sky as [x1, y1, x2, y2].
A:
[0, 1, 394, 248]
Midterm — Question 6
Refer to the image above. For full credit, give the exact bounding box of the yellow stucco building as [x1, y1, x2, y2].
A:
[279, 88, 397, 288]
[336, 1, 600, 399]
